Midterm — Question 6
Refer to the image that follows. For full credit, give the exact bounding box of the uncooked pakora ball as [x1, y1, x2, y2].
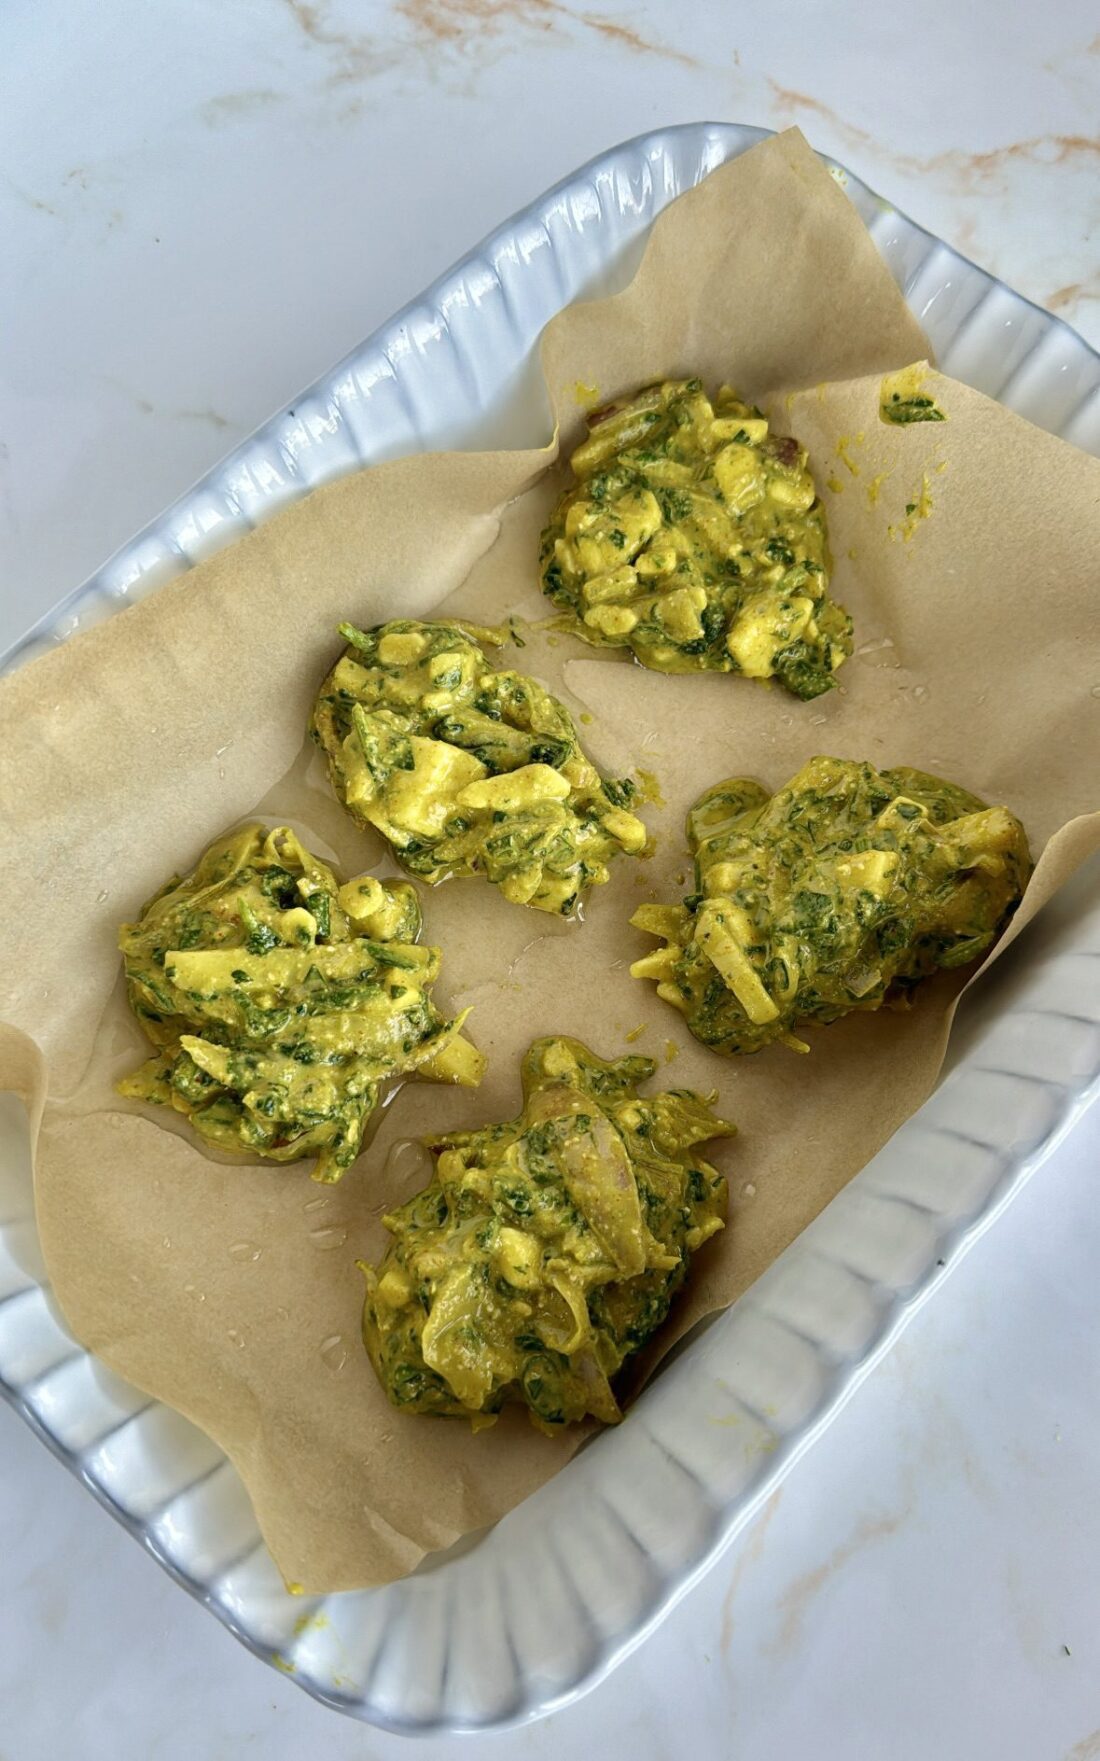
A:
[311, 618, 647, 915]
[361, 1036, 733, 1431]
[631, 757, 1031, 1056]
[118, 824, 484, 1182]
[539, 377, 851, 699]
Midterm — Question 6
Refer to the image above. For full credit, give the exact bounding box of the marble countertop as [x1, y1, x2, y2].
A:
[2, 4, 1098, 1756]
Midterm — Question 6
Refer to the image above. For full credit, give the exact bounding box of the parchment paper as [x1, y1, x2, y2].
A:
[2, 130, 1098, 1591]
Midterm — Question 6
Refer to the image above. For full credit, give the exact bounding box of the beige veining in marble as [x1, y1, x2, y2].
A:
[280, 0, 700, 92]
[718, 1488, 783, 1659]
[764, 78, 1099, 334]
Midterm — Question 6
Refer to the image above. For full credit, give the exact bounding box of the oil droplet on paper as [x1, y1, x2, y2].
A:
[911, 684, 930, 703]
[309, 1225, 348, 1252]
[1091, 684, 1100, 699]
[384, 1137, 433, 1195]
[183, 1283, 206, 1303]
[227, 1327, 246, 1350]
[740, 1181, 757, 1200]
[228, 1240, 262, 1263]
[320, 1334, 348, 1373]
[96, 888, 110, 903]
[809, 713, 827, 726]
[856, 635, 896, 663]
[303, 1194, 330, 1215]
[505, 933, 546, 988]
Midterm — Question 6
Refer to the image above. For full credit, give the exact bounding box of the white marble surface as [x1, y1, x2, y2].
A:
[2, 3, 1099, 1755]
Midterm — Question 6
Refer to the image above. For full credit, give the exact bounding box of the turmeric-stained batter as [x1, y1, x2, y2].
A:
[118, 824, 484, 1182]
[631, 757, 1031, 1055]
[311, 619, 647, 915]
[540, 378, 851, 699]
[361, 1036, 732, 1430]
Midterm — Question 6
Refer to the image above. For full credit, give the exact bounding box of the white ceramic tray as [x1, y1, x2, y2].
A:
[1, 123, 1098, 1735]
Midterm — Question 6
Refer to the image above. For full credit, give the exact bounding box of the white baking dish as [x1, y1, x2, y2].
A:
[1, 122, 1098, 1734]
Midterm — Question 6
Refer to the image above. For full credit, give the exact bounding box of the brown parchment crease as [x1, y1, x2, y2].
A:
[1, 130, 1098, 1591]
